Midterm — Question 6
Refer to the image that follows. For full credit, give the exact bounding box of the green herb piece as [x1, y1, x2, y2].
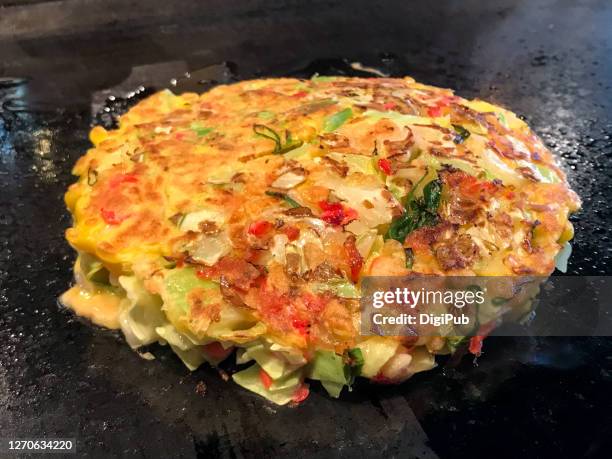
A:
[497, 112, 508, 127]
[253, 124, 303, 154]
[386, 178, 442, 243]
[190, 123, 213, 137]
[347, 348, 364, 367]
[265, 190, 301, 208]
[324, 108, 353, 132]
[344, 348, 365, 387]
[387, 213, 416, 242]
[423, 179, 442, 213]
[87, 168, 98, 186]
[452, 124, 471, 144]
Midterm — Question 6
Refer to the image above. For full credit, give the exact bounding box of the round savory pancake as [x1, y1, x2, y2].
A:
[63, 76, 580, 403]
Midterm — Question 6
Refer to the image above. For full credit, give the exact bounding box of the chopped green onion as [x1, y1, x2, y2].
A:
[257, 111, 275, 120]
[254, 124, 282, 150]
[324, 108, 353, 132]
[253, 124, 303, 154]
[190, 123, 213, 137]
[265, 191, 301, 208]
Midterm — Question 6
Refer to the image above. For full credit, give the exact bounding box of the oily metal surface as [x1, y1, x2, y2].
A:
[1, 1, 612, 457]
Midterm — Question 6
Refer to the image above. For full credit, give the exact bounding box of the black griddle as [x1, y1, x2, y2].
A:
[1, 1, 612, 457]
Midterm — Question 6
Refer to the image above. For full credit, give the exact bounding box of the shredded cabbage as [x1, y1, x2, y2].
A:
[162, 267, 218, 314]
[232, 364, 300, 405]
[245, 343, 303, 379]
[308, 350, 348, 397]
[155, 324, 197, 351]
[208, 320, 267, 344]
[168, 345, 206, 371]
[118, 275, 165, 349]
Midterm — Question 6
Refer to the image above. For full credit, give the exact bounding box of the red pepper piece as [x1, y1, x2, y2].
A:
[377, 158, 393, 175]
[344, 235, 363, 283]
[281, 225, 300, 241]
[341, 207, 358, 225]
[318, 200, 345, 225]
[292, 318, 310, 335]
[248, 220, 273, 237]
[318, 201, 358, 226]
[259, 368, 273, 389]
[469, 336, 484, 356]
[292, 384, 310, 403]
[427, 105, 443, 117]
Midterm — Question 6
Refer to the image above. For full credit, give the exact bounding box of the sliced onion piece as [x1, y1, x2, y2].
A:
[187, 231, 232, 266]
[271, 170, 306, 189]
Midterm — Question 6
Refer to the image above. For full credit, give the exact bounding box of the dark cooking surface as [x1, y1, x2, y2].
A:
[1, 0, 612, 457]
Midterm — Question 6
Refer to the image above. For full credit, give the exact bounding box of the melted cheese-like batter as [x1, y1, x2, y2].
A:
[60, 285, 122, 329]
